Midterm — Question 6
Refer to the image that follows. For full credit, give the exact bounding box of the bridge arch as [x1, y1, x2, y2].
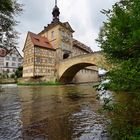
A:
[57, 52, 107, 84]
[59, 62, 97, 83]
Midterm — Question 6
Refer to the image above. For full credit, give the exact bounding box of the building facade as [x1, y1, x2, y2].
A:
[0, 47, 23, 77]
[23, 3, 99, 83]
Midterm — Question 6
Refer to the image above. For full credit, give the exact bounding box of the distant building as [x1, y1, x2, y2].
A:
[23, 2, 99, 83]
[0, 47, 23, 76]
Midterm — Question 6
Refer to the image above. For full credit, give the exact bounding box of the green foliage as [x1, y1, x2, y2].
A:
[10, 73, 15, 78]
[15, 66, 23, 78]
[107, 58, 140, 91]
[96, 0, 140, 139]
[101, 92, 140, 139]
[0, 72, 9, 79]
[0, 0, 23, 51]
[96, 0, 140, 91]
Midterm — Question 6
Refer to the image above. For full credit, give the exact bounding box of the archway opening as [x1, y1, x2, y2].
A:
[59, 63, 98, 84]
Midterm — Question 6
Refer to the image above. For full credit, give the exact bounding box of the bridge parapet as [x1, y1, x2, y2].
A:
[60, 51, 102, 63]
[57, 51, 109, 83]
[59, 51, 107, 69]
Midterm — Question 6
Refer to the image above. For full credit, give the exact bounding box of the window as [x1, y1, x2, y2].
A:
[34, 37, 39, 41]
[12, 57, 16, 61]
[6, 62, 9, 67]
[63, 53, 69, 59]
[48, 58, 52, 63]
[18, 58, 22, 62]
[6, 56, 10, 60]
[48, 69, 50, 73]
[37, 58, 40, 63]
[12, 63, 15, 66]
[61, 30, 65, 36]
[35, 48, 40, 54]
[51, 31, 54, 39]
[36, 57, 41, 63]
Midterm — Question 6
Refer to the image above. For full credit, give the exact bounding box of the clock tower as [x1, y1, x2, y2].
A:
[38, 0, 74, 62]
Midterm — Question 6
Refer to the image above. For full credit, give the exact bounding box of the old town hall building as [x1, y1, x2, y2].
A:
[23, 1, 99, 83]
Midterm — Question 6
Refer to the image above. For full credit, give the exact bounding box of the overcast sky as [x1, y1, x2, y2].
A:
[16, 0, 119, 55]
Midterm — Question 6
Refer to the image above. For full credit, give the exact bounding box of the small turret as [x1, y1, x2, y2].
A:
[52, 0, 60, 23]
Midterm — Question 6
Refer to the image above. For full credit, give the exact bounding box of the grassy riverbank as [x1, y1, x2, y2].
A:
[0, 78, 17, 84]
[17, 81, 61, 86]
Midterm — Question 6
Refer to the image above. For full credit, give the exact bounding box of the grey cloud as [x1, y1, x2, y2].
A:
[16, 0, 120, 54]
[88, 0, 119, 29]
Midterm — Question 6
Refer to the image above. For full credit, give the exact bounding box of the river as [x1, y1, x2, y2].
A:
[0, 84, 109, 140]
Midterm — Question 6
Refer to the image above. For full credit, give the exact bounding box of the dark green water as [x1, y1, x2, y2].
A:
[0, 84, 109, 140]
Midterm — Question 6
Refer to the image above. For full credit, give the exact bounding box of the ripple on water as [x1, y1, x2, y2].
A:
[70, 105, 109, 140]
[0, 87, 22, 140]
[0, 85, 110, 140]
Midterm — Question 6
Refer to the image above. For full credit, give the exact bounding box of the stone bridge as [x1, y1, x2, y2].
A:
[57, 51, 108, 83]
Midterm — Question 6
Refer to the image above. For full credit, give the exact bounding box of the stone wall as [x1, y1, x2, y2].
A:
[73, 69, 100, 83]
[18, 76, 56, 84]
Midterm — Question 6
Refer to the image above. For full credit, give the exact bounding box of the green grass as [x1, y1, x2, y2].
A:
[17, 81, 62, 86]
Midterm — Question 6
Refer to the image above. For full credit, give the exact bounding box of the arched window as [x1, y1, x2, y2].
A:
[63, 53, 69, 59]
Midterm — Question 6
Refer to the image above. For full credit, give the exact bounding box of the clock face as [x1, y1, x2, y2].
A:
[62, 36, 70, 43]
[61, 42, 71, 51]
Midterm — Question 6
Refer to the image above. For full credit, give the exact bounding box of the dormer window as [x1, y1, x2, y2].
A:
[45, 41, 49, 44]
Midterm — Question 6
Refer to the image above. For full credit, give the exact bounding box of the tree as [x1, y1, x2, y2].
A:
[96, 1, 140, 139]
[0, 0, 22, 53]
[15, 66, 23, 78]
[96, 0, 140, 91]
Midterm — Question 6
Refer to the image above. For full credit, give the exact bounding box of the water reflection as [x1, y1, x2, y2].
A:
[0, 84, 109, 140]
[19, 85, 109, 140]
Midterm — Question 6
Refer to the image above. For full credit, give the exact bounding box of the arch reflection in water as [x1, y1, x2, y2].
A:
[19, 85, 109, 140]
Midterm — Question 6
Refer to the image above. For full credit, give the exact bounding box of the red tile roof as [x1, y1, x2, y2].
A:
[29, 32, 55, 50]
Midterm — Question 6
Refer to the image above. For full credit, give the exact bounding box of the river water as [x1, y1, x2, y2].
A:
[0, 84, 109, 140]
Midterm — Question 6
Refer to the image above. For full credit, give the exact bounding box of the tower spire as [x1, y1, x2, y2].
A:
[52, 0, 60, 23]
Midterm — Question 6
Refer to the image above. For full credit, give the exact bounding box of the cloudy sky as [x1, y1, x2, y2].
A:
[16, 0, 119, 55]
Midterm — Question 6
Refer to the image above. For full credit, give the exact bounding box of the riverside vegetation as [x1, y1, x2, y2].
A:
[96, 0, 140, 139]
[17, 81, 61, 86]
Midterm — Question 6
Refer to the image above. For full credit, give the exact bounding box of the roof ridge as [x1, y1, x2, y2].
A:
[73, 38, 93, 53]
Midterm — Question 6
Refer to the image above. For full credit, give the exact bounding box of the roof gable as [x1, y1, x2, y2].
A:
[23, 32, 55, 51]
[0, 47, 22, 57]
[8, 47, 23, 58]
[22, 32, 33, 51]
[39, 21, 74, 35]
[62, 22, 74, 33]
